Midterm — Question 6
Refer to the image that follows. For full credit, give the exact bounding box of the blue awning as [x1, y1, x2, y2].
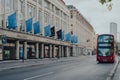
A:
[7, 12, 17, 29]
[33, 21, 40, 34]
[26, 18, 32, 32]
[44, 25, 51, 37]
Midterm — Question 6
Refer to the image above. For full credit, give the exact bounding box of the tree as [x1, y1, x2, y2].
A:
[99, 0, 112, 11]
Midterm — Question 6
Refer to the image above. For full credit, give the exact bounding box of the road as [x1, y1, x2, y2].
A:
[0, 56, 114, 80]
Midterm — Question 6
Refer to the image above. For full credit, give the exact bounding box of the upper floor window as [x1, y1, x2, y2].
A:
[55, 17, 60, 28]
[19, 0, 24, 13]
[27, 4, 32, 18]
[38, 0, 42, 5]
[0, 0, 4, 14]
[52, 4, 54, 12]
[38, 10, 42, 22]
[33, 0, 37, 2]
[11, 0, 16, 11]
[59, 10, 62, 17]
[56, 7, 59, 16]
[5, 0, 16, 13]
[44, 12, 50, 25]
[51, 15, 54, 25]
[63, 13, 67, 20]
[44, 0, 50, 10]
[27, 4, 36, 19]
[6, 0, 11, 12]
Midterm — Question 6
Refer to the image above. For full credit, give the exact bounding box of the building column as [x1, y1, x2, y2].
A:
[58, 46, 61, 58]
[66, 46, 69, 57]
[76, 47, 78, 56]
[78, 47, 80, 56]
[24, 42, 27, 59]
[35, 43, 39, 59]
[40, 43, 44, 58]
[68, 47, 70, 57]
[16, 41, 20, 60]
[73, 46, 76, 57]
[61, 46, 64, 57]
[78, 47, 79, 56]
[81, 48, 83, 55]
[71, 47, 73, 56]
[52, 45, 56, 58]
[80, 48, 82, 55]
[49, 45, 52, 58]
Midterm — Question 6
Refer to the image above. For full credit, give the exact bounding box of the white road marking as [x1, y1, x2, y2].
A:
[24, 72, 54, 80]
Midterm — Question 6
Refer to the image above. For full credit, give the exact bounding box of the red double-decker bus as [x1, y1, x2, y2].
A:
[96, 34, 115, 63]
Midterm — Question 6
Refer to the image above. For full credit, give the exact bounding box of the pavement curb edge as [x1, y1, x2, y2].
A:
[106, 56, 120, 80]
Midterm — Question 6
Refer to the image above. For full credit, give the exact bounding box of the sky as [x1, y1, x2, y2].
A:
[64, 0, 120, 35]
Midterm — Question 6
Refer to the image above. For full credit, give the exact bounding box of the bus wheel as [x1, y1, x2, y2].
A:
[97, 61, 101, 64]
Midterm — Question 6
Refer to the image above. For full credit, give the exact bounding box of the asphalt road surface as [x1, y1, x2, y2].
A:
[0, 56, 114, 80]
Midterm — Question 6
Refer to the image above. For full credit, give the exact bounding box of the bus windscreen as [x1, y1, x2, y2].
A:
[98, 48, 113, 56]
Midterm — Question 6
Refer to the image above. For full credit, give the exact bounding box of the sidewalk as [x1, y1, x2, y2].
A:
[0, 56, 82, 71]
[113, 56, 120, 80]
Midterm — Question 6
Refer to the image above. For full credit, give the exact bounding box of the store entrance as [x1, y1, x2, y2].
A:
[27, 47, 36, 59]
[3, 46, 16, 60]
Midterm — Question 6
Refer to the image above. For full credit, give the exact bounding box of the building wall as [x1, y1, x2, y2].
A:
[0, 0, 70, 36]
[0, 0, 96, 60]
[0, 0, 72, 60]
[67, 5, 96, 55]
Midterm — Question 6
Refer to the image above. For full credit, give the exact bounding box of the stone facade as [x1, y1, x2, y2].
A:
[0, 0, 70, 35]
[0, 0, 72, 60]
[0, 0, 96, 60]
[67, 5, 96, 55]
